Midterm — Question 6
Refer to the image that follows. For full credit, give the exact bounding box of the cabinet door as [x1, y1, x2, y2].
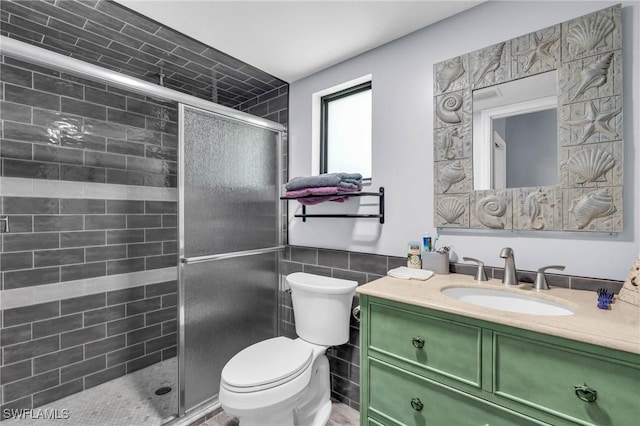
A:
[369, 302, 482, 387]
[368, 358, 547, 426]
[494, 333, 640, 426]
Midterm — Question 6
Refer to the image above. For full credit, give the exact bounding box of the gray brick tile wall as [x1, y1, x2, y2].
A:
[0, 281, 178, 414]
[1, 193, 180, 290]
[1, 63, 178, 188]
[0, 1, 286, 108]
[1, 0, 289, 416]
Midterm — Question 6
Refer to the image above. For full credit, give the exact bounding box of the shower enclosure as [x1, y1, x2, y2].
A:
[0, 36, 285, 424]
[178, 106, 283, 414]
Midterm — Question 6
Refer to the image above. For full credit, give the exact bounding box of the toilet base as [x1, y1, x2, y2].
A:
[239, 410, 295, 426]
[231, 399, 331, 426]
[300, 399, 332, 426]
[294, 354, 331, 426]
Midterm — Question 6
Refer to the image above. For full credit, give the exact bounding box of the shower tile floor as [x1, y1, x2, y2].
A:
[2, 358, 177, 426]
[2, 355, 360, 426]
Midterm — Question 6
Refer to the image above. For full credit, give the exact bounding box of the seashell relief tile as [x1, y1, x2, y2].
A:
[434, 124, 472, 161]
[435, 159, 473, 195]
[514, 186, 563, 231]
[559, 141, 623, 188]
[510, 24, 561, 80]
[435, 194, 470, 228]
[434, 89, 472, 129]
[559, 95, 623, 146]
[434, 55, 469, 95]
[559, 50, 622, 106]
[564, 187, 622, 232]
[469, 42, 511, 90]
[471, 190, 513, 230]
[561, 5, 621, 62]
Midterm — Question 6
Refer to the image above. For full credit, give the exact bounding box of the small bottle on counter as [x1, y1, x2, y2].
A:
[423, 233, 432, 253]
[407, 241, 422, 269]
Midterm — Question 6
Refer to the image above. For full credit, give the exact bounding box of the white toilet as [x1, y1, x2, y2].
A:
[219, 272, 357, 426]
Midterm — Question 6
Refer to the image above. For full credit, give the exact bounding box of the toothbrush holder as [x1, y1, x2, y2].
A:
[422, 252, 450, 275]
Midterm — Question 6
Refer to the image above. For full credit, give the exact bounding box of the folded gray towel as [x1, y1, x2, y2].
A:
[285, 172, 362, 191]
[338, 181, 361, 190]
[285, 173, 342, 191]
[340, 173, 363, 181]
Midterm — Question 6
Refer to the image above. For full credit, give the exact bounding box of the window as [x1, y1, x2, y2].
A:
[320, 81, 372, 180]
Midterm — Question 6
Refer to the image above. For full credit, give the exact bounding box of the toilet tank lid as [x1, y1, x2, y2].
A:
[286, 272, 357, 294]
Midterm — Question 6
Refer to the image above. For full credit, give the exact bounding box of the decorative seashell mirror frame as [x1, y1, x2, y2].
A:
[433, 4, 623, 232]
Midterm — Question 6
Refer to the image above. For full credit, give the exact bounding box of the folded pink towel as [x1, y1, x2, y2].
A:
[298, 196, 349, 205]
[285, 186, 361, 197]
[286, 186, 342, 197]
[285, 186, 361, 205]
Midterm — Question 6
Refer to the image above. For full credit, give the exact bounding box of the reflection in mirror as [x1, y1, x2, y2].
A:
[473, 71, 558, 190]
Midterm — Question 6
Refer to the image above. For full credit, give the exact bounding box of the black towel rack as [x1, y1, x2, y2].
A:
[280, 187, 385, 224]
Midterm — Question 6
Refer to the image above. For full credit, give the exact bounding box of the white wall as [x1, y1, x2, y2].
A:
[288, 1, 639, 281]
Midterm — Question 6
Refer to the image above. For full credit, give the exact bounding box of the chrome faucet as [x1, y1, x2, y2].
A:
[499, 247, 518, 285]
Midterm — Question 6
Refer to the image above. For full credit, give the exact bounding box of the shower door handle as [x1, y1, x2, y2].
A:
[180, 246, 285, 265]
[0, 216, 8, 233]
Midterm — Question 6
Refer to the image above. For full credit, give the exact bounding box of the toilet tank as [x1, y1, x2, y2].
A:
[286, 272, 357, 346]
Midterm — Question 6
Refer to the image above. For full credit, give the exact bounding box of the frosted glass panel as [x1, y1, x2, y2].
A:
[182, 253, 278, 410]
[179, 105, 281, 413]
[326, 89, 372, 178]
[182, 107, 279, 257]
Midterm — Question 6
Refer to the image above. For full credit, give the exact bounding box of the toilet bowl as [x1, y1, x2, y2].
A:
[219, 272, 357, 426]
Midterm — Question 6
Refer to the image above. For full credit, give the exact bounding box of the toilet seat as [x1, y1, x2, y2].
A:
[221, 337, 313, 393]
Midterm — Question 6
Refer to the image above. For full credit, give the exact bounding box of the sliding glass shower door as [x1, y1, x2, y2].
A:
[178, 105, 283, 414]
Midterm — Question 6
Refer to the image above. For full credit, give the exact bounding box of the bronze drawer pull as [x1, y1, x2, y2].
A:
[410, 397, 424, 411]
[412, 336, 425, 349]
[574, 384, 598, 402]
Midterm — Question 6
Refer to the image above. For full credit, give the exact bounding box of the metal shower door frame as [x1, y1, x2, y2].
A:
[176, 103, 285, 417]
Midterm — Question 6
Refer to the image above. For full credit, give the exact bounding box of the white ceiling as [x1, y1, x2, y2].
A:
[114, 1, 482, 82]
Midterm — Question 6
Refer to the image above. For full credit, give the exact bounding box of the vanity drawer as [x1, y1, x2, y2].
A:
[368, 358, 547, 426]
[369, 302, 482, 386]
[494, 333, 640, 426]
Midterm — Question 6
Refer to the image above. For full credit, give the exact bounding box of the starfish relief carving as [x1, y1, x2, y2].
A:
[565, 100, 621, 144]
[515, 32, 559, 72]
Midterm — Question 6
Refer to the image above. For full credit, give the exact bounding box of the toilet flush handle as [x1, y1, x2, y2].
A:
[352, 306, 360, 322]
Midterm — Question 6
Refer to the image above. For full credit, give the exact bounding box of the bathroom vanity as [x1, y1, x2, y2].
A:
[357, 274, 640, 426]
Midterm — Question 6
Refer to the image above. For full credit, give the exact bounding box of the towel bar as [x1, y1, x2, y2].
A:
[280, 187, 385, 224]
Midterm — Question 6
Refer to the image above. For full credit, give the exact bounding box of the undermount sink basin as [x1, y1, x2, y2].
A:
[442, 287, 574, 316]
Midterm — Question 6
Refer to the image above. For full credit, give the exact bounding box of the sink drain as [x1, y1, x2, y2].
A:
[155, 386, 172, 396]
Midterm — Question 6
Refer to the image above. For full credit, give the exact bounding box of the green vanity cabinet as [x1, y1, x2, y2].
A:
[368, 358, 544, 426]
[359, 295, 640, 426]
[494, 333, 640, 425]
[368, 302, 483, 388]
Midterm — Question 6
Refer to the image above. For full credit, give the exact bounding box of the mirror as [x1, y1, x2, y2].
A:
[473, 71, 558, 190]
[433, 5, 623, 232]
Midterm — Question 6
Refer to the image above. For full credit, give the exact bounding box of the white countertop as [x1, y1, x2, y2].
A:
[357, 273, 640, 355]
